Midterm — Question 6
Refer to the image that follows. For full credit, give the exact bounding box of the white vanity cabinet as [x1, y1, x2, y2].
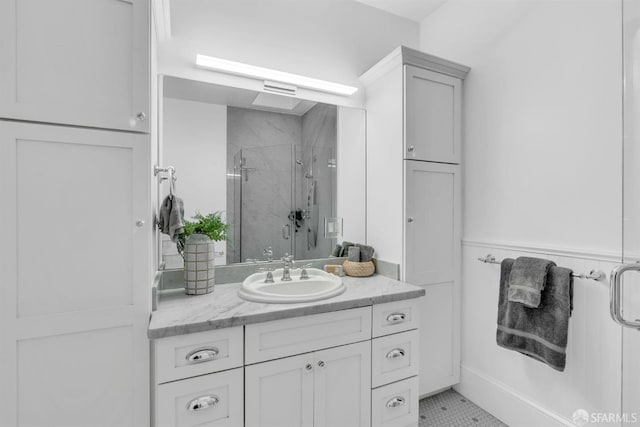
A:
[151, 299, 422, 427]
[0, 0, 150, 132]
[361, 46, 469, 397]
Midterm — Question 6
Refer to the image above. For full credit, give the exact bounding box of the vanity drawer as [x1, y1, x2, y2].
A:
[245, 306, 372, 364]
[372, 329, 419, 388]
[372, 299, 420, 338]
[371, 376, 419, 427]
[155, 368, 243, 427]
[155, 327, 243, 384]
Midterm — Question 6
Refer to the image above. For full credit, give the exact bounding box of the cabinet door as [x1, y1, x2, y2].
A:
[314, 341, 371, 427]
[404, 160, 461, 395]
[0, 121, 151, 426]
[245, 353, 314, 427]
[405, 161, 460, 286]
[0, 0, 150, 132]
[404, 65, 462, 163]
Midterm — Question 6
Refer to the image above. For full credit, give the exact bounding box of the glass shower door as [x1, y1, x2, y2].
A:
[237, 144, 295, 262]
[615, 1, 640, 424]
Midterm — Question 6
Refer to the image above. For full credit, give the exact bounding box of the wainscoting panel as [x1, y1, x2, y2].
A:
[456, 242, 622, 426]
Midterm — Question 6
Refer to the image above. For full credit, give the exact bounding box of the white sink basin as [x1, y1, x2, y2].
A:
[237, 268, 345, 303]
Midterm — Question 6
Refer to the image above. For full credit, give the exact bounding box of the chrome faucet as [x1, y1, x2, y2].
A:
[281, 253, 294, 281]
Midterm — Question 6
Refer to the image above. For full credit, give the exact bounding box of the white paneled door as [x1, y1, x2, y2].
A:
[0, 121, 150, 426]
[404, 160, 461, 396]
[0, 0, 150, 132]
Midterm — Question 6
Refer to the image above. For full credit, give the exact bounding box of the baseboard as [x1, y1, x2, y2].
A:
[454, 365, 573, 427]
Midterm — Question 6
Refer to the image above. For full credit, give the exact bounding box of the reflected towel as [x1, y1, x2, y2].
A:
[508, 256, 556, 308]
[158, 195, 184, 242]
[497, 258, 573, 371]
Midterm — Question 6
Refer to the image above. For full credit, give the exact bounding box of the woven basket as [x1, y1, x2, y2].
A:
[343, 260, 375, 277]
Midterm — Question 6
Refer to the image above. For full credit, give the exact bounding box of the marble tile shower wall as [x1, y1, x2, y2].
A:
[226, 107, 301, 263]
[226, 104, 337, 264]
[299, 104, 337, 260]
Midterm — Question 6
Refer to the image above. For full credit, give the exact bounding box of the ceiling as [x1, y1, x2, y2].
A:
[354, 0, 447, 22]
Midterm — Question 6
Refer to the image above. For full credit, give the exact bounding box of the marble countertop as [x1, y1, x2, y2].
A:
[148, 274, 425, 339]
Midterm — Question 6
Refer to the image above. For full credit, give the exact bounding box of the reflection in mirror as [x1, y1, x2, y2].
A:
[160, 76, 365, 269]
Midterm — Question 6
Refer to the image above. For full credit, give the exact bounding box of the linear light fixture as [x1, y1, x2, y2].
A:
[196, 54, 358, 96]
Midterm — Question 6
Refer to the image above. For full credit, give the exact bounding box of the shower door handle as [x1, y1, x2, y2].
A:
[610, 263, 640, 329]
[282, 224, 290, 240]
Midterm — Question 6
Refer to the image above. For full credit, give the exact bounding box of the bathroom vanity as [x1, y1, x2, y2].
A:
[148, 273, 425, 427]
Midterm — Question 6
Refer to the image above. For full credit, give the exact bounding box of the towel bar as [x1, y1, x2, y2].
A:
[477, 254, 606, 281]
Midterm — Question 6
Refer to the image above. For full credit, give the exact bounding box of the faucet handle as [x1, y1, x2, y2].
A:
[258, 267, 275, 283]
[300, 263, 312, 280]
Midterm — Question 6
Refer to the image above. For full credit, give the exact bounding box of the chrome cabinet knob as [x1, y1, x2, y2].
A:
[135, 219, 145, 228]
[407, 145, 415, 153]
[305, 363, 313, 371]
[407, 217, 414, 223]
[187, 395, 219, 411]
[136, 112, 146, 121]
[317, 361, 325, 368]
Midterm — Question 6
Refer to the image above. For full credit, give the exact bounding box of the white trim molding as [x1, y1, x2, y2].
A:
[463, 238, 622, 264]
[152, 0, 171, 42]
[455, 365, 573, 427]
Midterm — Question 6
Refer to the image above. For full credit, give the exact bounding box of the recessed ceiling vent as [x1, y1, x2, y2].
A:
[263, 80, 297, 96]
[252, 90, 302, 111]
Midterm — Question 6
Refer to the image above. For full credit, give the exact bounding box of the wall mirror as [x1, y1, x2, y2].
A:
[159, 75, 366, 268]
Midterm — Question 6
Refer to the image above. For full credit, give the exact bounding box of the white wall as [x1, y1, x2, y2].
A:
[159, 0, 420, 107]
[162, 97, 227, 266]
[421, 1, 623, 425]
[337, 106, 366, 244]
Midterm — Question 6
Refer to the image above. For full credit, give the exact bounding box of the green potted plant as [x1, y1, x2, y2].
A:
[182, 211, 229, 295]
[183, 211, 229, 242]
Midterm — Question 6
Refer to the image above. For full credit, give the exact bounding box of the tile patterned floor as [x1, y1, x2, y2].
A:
[419, 389, 507, 426]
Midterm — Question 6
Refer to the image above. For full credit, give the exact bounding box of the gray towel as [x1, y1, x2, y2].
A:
[355, 243, 375, 262]
[508, 256, 556, 308]
[158, 195, 184, 242]
[339, 241, 354, 257]
[497, 258, 573, 371]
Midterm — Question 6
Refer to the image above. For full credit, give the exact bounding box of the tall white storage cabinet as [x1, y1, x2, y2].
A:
[0, 0, 150, 133]
[361, 46, 469, 396]
[0, 1, 152, 426]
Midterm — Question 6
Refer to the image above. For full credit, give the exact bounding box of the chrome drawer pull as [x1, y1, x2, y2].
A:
[187, 395, 219, 411]
[386, 396, 405, 408]
[386, 348, 406, 359]
[186, 348, 219, 364]
[386, 313, 406, 323]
